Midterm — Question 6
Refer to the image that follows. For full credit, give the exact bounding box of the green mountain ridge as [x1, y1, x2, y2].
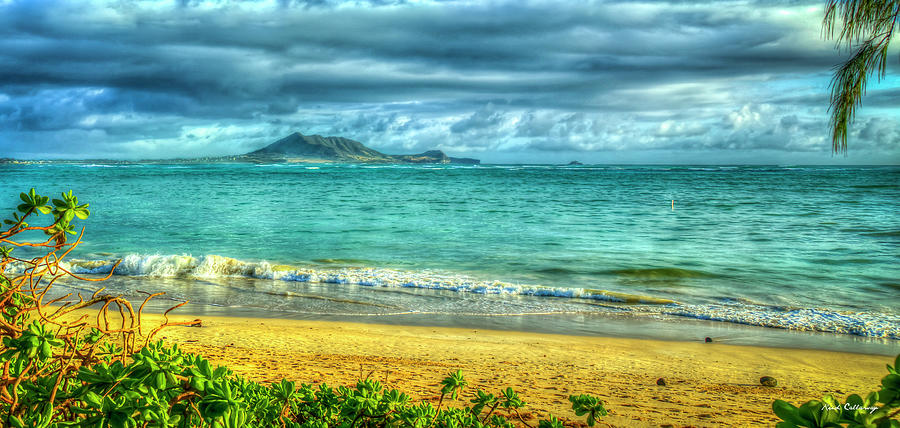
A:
[243, 132, 480, 164]
[248, 133, 393, 161]
[0, 133, 481, 164]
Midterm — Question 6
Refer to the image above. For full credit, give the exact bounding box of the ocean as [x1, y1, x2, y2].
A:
[2, 163, 898, 354]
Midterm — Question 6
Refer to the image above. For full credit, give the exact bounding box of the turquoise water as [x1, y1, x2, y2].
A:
[1, 163, 898, 350]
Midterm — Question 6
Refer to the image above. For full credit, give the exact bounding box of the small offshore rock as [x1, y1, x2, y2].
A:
[704, 337, 713, 343]
[760, 376, 777, 387]
[656, 378, 667, 386]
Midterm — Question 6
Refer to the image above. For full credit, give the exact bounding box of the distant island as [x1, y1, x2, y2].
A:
[0, 133, 480, 165]
[244, 133, 480, 164]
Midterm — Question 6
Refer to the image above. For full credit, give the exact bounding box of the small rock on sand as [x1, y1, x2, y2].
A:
[656, 378, 667, 386]
[760, 376, 777, 387]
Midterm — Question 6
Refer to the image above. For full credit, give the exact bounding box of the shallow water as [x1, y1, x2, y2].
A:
[1, 163, 898, 351]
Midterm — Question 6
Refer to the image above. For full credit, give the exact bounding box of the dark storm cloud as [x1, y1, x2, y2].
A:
[0, 0, 897, 162]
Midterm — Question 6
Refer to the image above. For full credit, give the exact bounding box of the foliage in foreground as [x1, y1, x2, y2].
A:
[823, 0, 899, 154]
[773, 354, 900, 428]
[0, 188, 607, 427]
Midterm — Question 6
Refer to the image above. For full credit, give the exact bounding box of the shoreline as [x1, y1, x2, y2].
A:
[138, 311, 893, 427]
[135, 299, 900, 357]
[44, 268, 900, 357]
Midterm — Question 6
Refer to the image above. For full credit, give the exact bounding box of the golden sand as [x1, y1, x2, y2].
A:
[130, 313, 895, 427]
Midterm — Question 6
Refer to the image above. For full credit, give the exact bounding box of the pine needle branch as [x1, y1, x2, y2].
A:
[822, 0, 899, 154]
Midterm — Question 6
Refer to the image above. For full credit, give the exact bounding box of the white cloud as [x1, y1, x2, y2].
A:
[0, 0, 895, 163]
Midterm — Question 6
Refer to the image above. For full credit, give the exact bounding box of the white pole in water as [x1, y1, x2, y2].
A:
[671, 200, 675, 210]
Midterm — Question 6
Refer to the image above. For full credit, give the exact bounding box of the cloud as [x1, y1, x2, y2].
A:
[0, 0, 896, 163]
[450, 104, 506, 134]
[854, 117, 900, 150]
[655, 120, 709, 138]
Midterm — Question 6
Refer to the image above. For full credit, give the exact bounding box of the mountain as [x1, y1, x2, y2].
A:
[392, 150, 480, 165]
[240, 132, 480, 164]
[0, 133, 481, 165]
[246, 133, 394, 162]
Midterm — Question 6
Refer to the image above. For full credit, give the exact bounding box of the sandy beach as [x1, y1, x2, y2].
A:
[135, 313, 893, 427]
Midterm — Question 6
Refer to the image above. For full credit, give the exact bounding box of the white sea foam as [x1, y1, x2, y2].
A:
[664, 303, 900, 340]
[9, 253, 899, 340]
[61, 254, 668, 304]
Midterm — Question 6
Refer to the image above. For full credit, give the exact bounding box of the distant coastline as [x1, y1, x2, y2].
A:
[0, 132, 481, 165]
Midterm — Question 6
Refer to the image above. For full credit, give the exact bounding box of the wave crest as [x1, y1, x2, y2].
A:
[65, 254, 673, 305]
[28, 253, 898, 340]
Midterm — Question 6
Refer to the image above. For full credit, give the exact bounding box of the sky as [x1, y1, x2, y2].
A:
[0, 0, 898, 164]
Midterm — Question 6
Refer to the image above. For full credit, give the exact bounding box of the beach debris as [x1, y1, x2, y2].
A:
[704, 337, 713, 343]
[656, 378, 667, 386]
[760, 376, 777, 387]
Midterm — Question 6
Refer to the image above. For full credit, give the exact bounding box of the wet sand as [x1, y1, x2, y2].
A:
[139, 313, 893, 427]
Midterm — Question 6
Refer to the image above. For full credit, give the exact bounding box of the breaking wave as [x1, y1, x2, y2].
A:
[63, 254, 673, 304]
[10, 253, 898, 340]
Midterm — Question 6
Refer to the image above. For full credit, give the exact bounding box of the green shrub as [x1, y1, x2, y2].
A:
[0, 189, 607, 427]
[773, 354, 900, 428]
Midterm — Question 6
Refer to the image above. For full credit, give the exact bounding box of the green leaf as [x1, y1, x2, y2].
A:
[40, 341, 52, 359]
[8, 415, 24, 428]
[773, 400, 805, 425]
[882, 374, 900, 391]
[879, 388, 898, 405]
[845, 394, 863, 410]
[799, 400, 832, 426]
[109, 411, 129, 428]
[821, 394, 840, 410]
[208, 401, 230, 418]
[84, 391, 103, 409]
